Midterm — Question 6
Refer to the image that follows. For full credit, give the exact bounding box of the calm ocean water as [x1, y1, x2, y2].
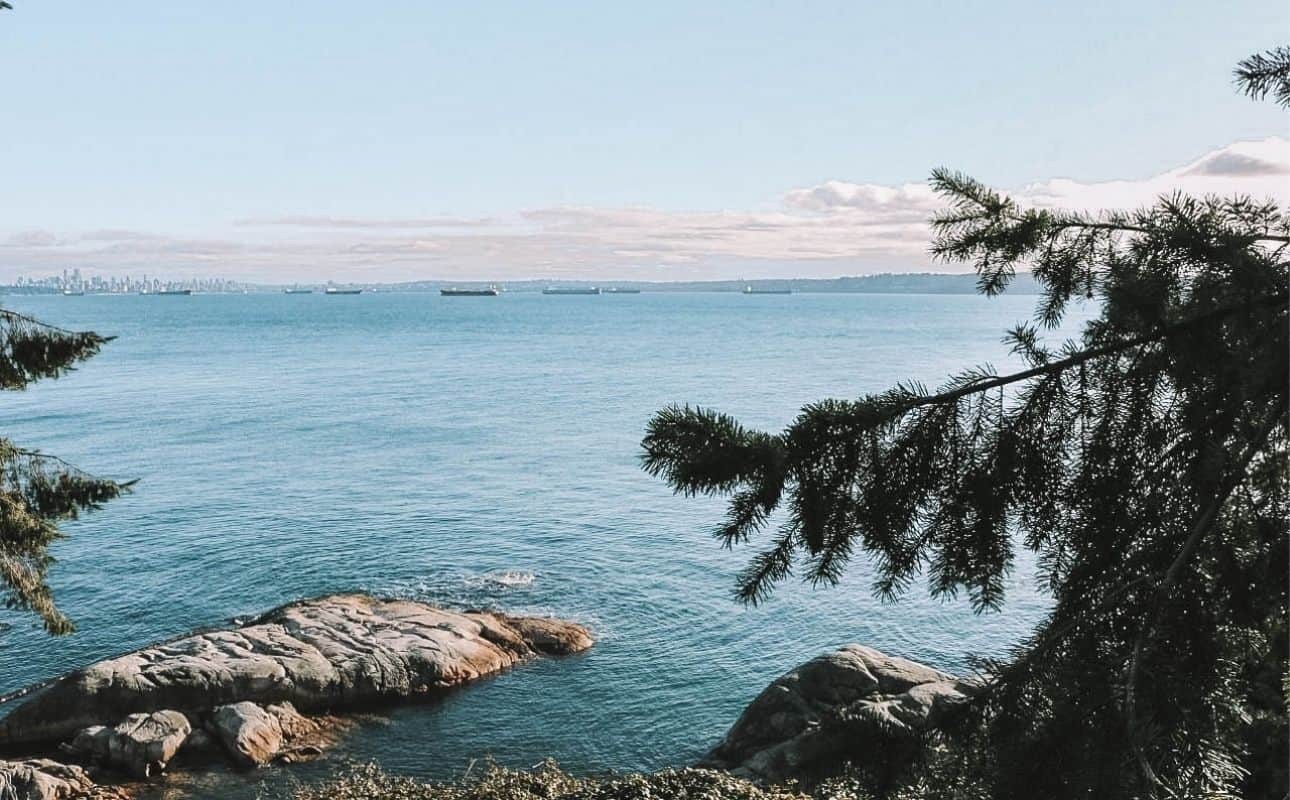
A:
[0, 291, 1082, 798]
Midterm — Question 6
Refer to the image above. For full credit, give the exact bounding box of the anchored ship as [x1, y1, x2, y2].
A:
[542, 287, 601, 295]
[284, 288, 313, 294]
[441, 286, 500, 296]
[742, 285, 792, 295]
[325, 287, 362, 295]
[157, 289, 193, 295]
[603, 287, 641, 294]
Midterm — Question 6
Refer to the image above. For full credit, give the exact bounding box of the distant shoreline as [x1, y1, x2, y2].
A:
[2, 272, 1042, 296]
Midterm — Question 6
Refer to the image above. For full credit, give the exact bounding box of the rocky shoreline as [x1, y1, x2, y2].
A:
[0, 595, 972, 800]
[0, 594, 594, 799]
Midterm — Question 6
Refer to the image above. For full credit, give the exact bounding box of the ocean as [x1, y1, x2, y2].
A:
[0, 290, 1084, 798]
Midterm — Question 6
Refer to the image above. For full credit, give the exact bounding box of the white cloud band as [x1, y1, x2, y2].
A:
[3, 138, 1286, 282]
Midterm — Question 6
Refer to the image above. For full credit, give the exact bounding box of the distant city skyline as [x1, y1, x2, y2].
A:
[2, 2, 1287, 282]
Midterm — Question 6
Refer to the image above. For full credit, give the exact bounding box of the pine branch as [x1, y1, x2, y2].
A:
[0, 308, 114, 391]
[1122, 395, 1288, 791]
[0, 440, 132, 633]
[1234, 46, 1290, 108]
[841, 292, 1286, 428]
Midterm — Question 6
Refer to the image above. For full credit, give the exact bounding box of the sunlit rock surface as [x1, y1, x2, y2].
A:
[0, 594, 593, 747]
[703, 644, 979, 782]
[0, 758, 94, 800]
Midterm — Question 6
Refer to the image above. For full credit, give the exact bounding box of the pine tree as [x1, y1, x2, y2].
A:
[642, 50, 1289, 798]
[1, 308, 128, 634]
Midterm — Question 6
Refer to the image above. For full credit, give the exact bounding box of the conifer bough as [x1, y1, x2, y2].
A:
[1, 309, 129, 635]
[642, 48, 1289, 800]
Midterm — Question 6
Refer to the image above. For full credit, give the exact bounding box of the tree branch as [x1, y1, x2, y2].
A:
[1122, 393, 1289, 791]
[890, 292, 1285, 418]
[0, 308, 112, 340]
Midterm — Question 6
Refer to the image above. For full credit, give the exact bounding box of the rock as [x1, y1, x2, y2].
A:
[208, 700, 321, 767]
[0, 594, 593, 746]
[264, 701, 317, 740]
[209, 700, 326, 767]
[62, 725, 111, 762]
[180, 727, 216, 754]
[64, 712, 192, 777]
[272, 744, 324, 764]
[703, 644, 980, 783]
[210, 702, 284, 768]
[494, 614, 596, 655]
[0, 758, 93, 800]
[68, 710, 191, 778]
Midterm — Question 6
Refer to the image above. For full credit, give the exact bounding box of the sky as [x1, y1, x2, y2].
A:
[1, 1, 1287, 282]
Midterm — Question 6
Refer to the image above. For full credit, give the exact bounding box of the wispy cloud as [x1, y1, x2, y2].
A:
[4, 138, 1286, 282]
[234, 215, 499, 229]
[4, 230, 61, 248]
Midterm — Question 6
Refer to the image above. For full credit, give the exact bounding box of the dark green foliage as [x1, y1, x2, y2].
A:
[0, 309, 111, 390]
[1, 310, 127, 635]
[642, 58, 1289, 799]
[1235, 46, 1290, 108]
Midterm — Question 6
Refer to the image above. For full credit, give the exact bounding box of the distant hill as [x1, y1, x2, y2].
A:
[388, 272, 1043, 294]
[2, 272, 1043, 295]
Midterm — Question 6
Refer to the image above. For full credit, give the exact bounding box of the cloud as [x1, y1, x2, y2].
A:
[78, 229, 164, 243]
[782, 181, 940, 217]
[235, 215, 498, 229]
[1016, 138, 1290, 210]
[3, 137, 1286, 282]
[3, 230, 60, 248]
[1180, 139, 1290, 177]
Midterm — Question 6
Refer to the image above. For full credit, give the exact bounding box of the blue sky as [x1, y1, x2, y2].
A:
[1, 1, 1287, 281]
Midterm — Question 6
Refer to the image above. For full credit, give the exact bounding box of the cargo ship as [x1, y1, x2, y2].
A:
[603, 287, 641, 294]
[441, 286, 500, 296]
[542, 287, 601, 295]
[742, 285, 792, 295]
[157, 289, 193, 295]
[284, 288, 313, 294]
[324, 287, 362, 295]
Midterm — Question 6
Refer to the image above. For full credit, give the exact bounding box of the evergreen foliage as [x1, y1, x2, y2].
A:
[642, 55, 1289, 798]
[0, 309, 127, 634]
[1235, 46, 1290, 108]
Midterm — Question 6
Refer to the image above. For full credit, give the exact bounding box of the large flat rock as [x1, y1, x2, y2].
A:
[0, 594, 593, 746]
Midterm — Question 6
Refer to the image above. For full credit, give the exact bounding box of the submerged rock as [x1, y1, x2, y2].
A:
[0, 594, 594, 747]
[703, 644, 979, 783]
[0, 758, 93, 800]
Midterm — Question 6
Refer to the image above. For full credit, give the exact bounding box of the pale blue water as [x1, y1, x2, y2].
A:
[0, 292, 1079, 797]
